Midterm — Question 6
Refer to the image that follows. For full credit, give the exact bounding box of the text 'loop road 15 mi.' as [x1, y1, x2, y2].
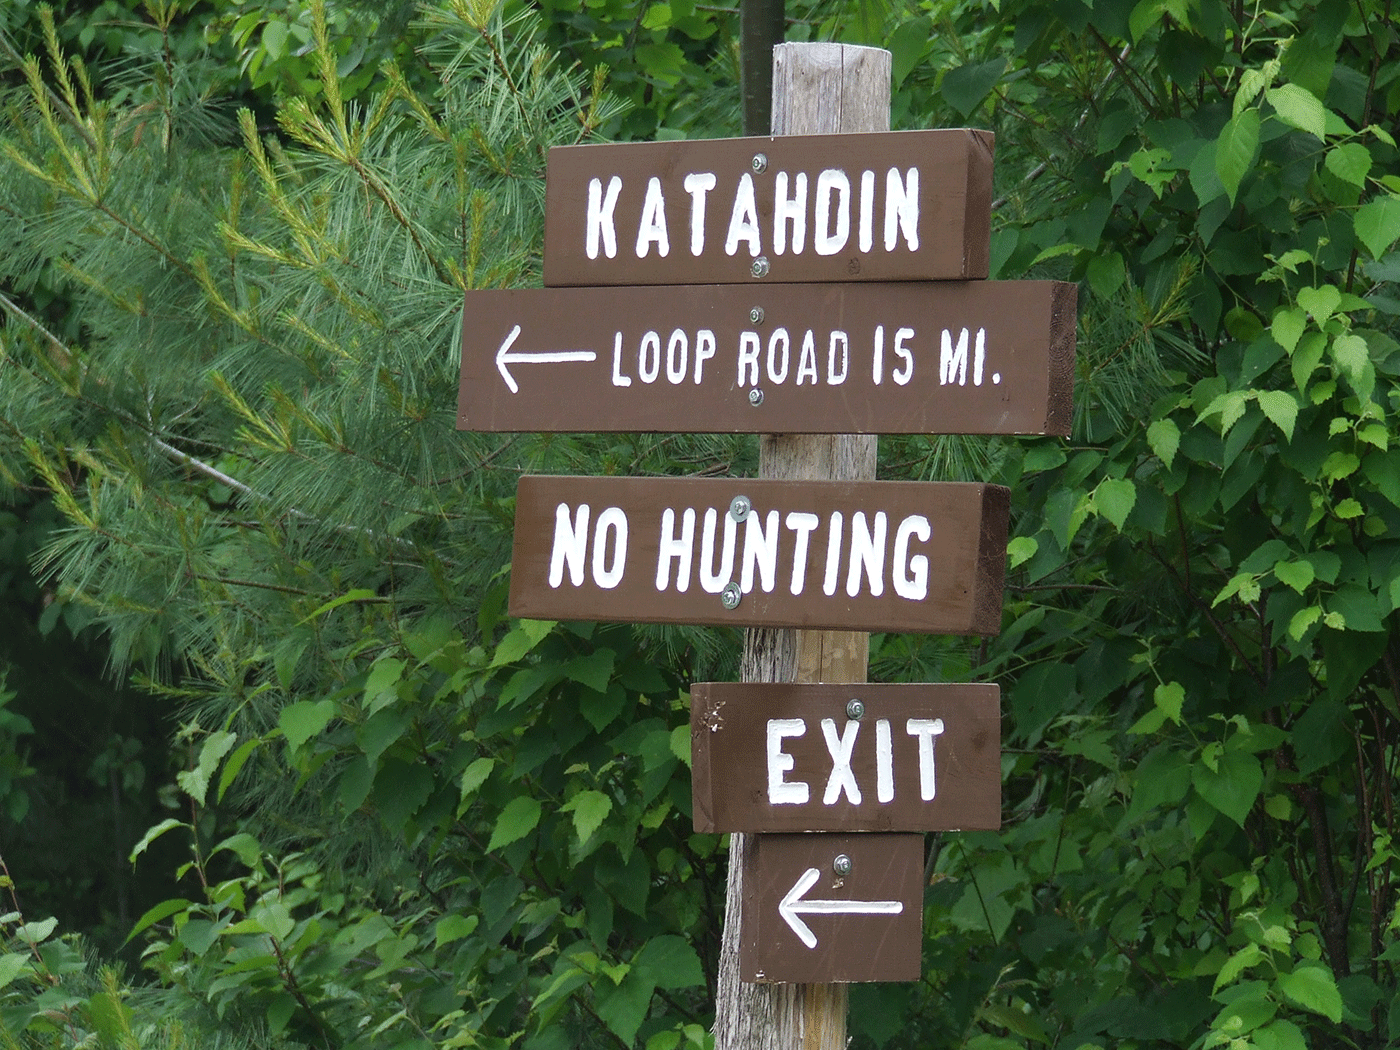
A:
[458, 280, 1076, 436]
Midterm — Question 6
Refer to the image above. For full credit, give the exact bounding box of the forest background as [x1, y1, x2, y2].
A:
[0, 0, 1398, 1047]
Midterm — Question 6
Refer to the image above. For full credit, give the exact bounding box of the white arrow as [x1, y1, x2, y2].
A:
[495, 325, 597, 394]
[779, 866, 905, 950]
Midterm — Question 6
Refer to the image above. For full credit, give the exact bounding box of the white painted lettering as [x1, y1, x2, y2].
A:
[656, 507, 696, 592]
[892, 327, 915, 386]
[773, 172, 808, 255]
[784, 512, 819, 595]
[820, 718, 862, 805]
[694, 329, 716, 384]
[767, 328, 790, 385]
[846, 511, 887, 598]
[666, 329, 687, 384]
[892, 514, 931, 601]
[796, 330, 818, 386]
[737, 331, 761, 387]
[884, 167, 920, 251]
[548, 502, 589, 588]
[876, 718, 894, 803]
[741, 509, 780, 594]
[973, 327, 986, 386]
[586, 176, 621, 260]
[814, 169, 851, 256]
[699, 507, 738, 593]
[872, 325, 885, 385]
[941, 328, 969, 386]
[822, 511, 844, 597]
[907, 718, 945, 801]
[858, 169, 875, 252]
[635, 176, 670, 258]
[725, 173, 761, 257]
[767, 719, 809, 805]
[683, 172, 716, 256]
[828, 331, 849, 385]
[591, 507, 628, 589]
[638, 330, 661, 384]
[611, 332, 632, 387]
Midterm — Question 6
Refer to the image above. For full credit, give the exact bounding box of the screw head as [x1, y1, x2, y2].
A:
[747, 387, 764, 406]
[748, 306, 765, 325]
[720, 582, 742, 610]
[750, 256, 770, 278]
[846, 698, 865, 721]
[751, 152, 768, 174]
[833, 854, 853, 877]
[729, 495, 752, 522]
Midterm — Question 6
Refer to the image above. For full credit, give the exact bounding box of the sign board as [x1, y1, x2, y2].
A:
[509, 476, 1009, 634]
[542, 129, 994, 286]
[740, 832, 924, 984]
[458, 280, 1075, 435]
[691, 682, 1000, 834]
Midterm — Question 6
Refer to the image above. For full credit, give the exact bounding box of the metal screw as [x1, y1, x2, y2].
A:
[749, 306, 765, 325]
[833, 854, 853, 877]
[748, 388, 764, 406]
[751, 153, 768, 174]
[750, 256, 770, 278]
[729, 495, 752, 522]
[846, 698, 865, 721]
[720, 582, 742, 610]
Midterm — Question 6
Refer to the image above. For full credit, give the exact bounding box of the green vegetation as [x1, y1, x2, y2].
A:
[0, 0, 1398, 1047]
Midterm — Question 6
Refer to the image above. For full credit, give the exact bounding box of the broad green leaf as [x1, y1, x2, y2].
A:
[1147, 418, 1180, 468]
[1253, 1019, 1309, 1050]
[459, 756, 495, 800]
[298, 588, 378, 624]
[15, 917, 57, 943]
[1094, 477, 1137, 530]
[1354, 196, 1400, 259]
[279, 699, 335, 752]
[1297, 284, 1341, 325]
[124, 898, 193, 944]
[941, 58, 1007, 116]
[261, 18, 288, 61]
[1216, 109, 1260, 203]
[1193, 749, 1263, 827]
[434, 913, 479, 949]
[1007, 535, 1038, 568]
[218, 737, 261, 802]
[563, 648, 615, 692]
[1270, 307, 1306, 353]
[129, 817, 186, 864]
[595, 967, 656, 1045]
[669, 723, 691, 767]
[363, 657, 405, 715]
[633, 934, 704, 990]
[1277, 964, 1343, 1021]
[1265, 83, 1326, 140]
[1154, 681, 1185, 724]
[1325, 142, 1372, 186]
[487, 795, 542, 851]
[176, 729, 237, 806]
[1215, 943, 1266, 991]
[1254, 389, 1298, 440]
[1273, 560, 1315, 593]
[0, 953, 28, 989]
[490, 619, 555, 668]
[563, 789, 613, 846]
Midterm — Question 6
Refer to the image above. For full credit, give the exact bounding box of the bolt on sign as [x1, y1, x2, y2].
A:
[542, 129, 994, 286]
[508, 476, 1009, 635]
[457, 280, 1076, 436]
[740, 832, 925, 984]
[691, 683, 1000, 834]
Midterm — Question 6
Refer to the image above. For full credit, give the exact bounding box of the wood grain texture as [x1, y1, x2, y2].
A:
[713, 40, 890, 1050]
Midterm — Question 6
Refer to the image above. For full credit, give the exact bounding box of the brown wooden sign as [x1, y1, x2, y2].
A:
[691, 682, 1000, 834]
[458, 280, 1075, 436]
[509, 476, 1009, 634]
[741, 832, 924, 984]
[542, 129, 993, 286]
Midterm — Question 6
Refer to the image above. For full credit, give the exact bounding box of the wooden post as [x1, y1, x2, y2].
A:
[713, 41, 891, 1050]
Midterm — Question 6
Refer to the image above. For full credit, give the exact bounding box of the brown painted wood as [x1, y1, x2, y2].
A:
[457, 280, 1076, 436]
[691, 682, 1001, 833]
[542, 129, 993, 287]
[508, 476, 1009, 635]
[739, 832, 924, 984]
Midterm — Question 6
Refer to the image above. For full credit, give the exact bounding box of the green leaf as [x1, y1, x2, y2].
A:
[1273, 560, 1314, 593]
[1216, 109, 1260, 203]
[176, 729, 237, 806]
[632, 934, 704, 990]
[1094, 478, 1137, 530]
[669, 724, 690, 767]
[941, 59, 1006, 116]
[459, 756, 495, 800]
[1277, 963, 1344, 1021]
[1147, 418, 1180, 468]
[487, 795, 542, 851]
[1325, 142, 1372, 187]
[1265, 83, 1326, 140]
[1254, 390, 1298, 440]
[1354, 196, 1400, 259]
[1253, 1019, 1309, 1050]
[1154, 681, 1185, 724]
[1192, 749, 1263, 827]
[129, 817, 186, 864]
[595, 966, 655, 1045]
[217, 737, 261, 802]
[562, 789, 613, 846]
[1297, 284, 1341, 325]
[434, 913, 479, 949]
[15, 917, 57, 943]
[0, 953, 28, 990]
[298, 588, 378, 624]
[1007, 535, 1038, 568]
[279, 699, 335, 752]
[125, 898, 193, 944]
[490, 619, 555, 668]
[563, 649, 615, 692]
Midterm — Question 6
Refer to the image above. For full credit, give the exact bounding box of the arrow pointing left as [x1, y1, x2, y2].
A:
[779, 866, 905, 949]
[495, 325, 597, 394]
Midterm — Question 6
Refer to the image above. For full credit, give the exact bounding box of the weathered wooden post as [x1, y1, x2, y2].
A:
[713, 41, 890, 1050]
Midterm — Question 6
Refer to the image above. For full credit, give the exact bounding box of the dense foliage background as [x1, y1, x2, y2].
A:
[1, 0, 1398, 1047]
